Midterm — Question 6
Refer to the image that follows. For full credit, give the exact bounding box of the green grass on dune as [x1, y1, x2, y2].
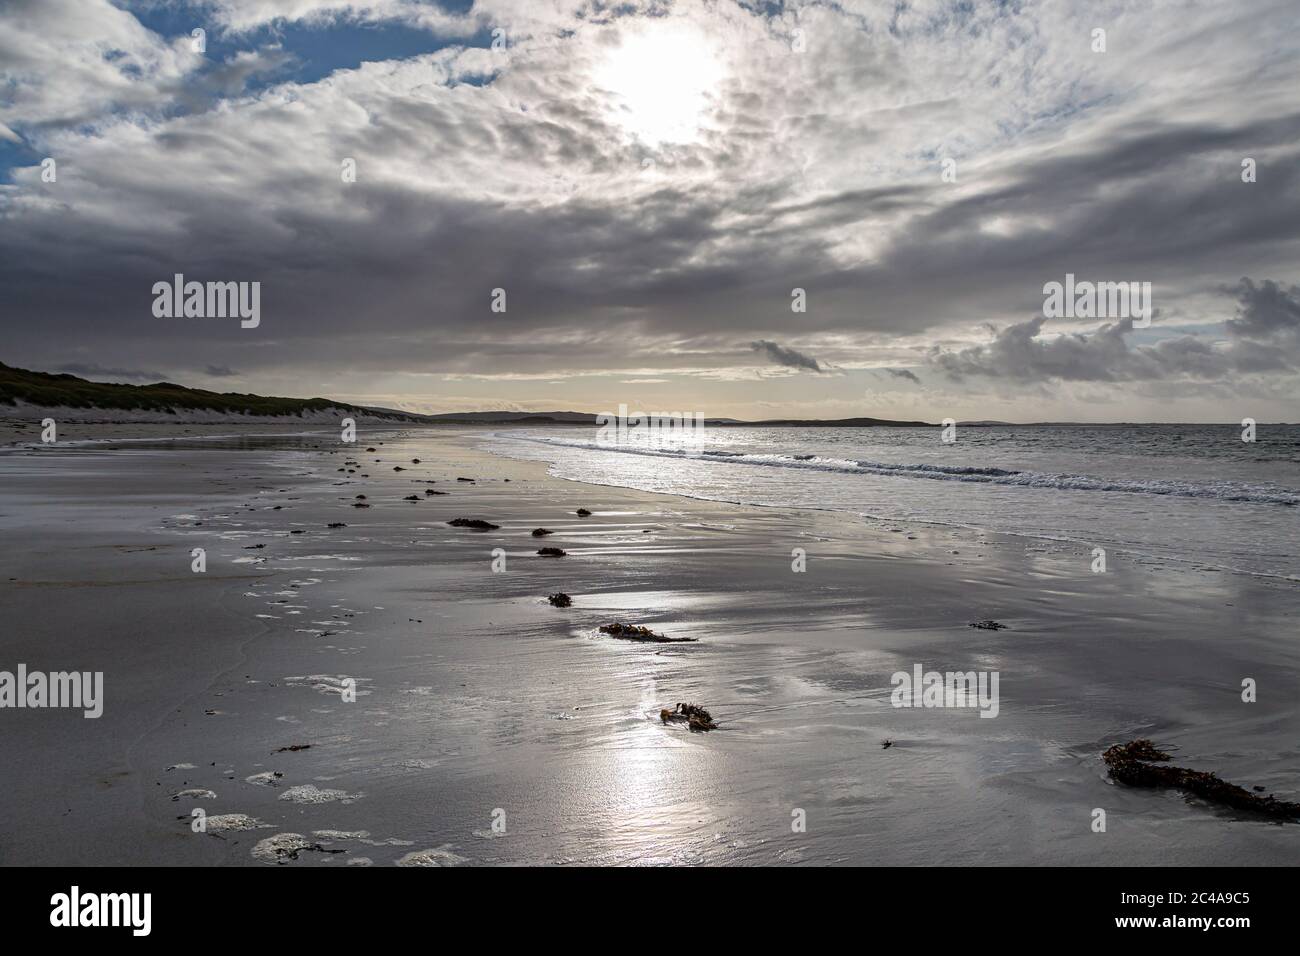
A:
[0, 361, 364, 417]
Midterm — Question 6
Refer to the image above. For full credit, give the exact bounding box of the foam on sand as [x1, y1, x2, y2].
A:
[205, 813, 267, 832]
[278, 784, 363, 804]
[396, 846, 468, 867]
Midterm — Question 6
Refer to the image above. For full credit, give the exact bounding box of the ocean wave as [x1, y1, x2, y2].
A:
[501, 433, 1300, 506]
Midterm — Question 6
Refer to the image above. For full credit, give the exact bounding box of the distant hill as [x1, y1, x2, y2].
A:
[0, 363, 934, 426]
[735, 416, 931, 427]
[421, 412, 932, 426]
[0, 362, 427, 422]
[421, 411, 748, 424]
[421, 410, 596, 424]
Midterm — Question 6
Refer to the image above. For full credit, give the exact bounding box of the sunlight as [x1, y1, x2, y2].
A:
[593, 20, 725, 145]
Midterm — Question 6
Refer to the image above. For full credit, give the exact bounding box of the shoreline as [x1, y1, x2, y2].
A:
[1, 423, 1297, 865]
[487, 429, 1300, 589]
[7, 418, 1297, 584]
[0, 419, 365, 448]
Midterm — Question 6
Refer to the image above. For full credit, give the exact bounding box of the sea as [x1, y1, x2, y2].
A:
[488, 423, 1300, 581]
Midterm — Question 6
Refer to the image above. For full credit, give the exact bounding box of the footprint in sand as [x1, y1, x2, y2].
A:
[172, 788, 217, 801]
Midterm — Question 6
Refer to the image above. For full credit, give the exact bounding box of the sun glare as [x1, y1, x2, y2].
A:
[593, 21, 724, 145]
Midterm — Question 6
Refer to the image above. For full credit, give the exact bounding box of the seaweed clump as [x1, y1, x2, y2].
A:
[531, 528, 553, 537]
[537, 547, 567, 556]
[599, 623, 696, 643]
[448, 518, 499, 530]
[969, 620, 1007, 630]
[1102, 739, 1300, 821]
[660, 703, 717, 732]
[547, 593, 572, 608]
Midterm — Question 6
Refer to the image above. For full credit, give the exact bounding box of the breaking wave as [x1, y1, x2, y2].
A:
[506, 434, 1300, 506]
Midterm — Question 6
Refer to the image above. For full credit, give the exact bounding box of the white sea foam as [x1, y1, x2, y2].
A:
[510, 434, 1300, 505]
[205, 813, 266, 832]
[278, 784, 362, 804]
[488, 425, 1300, 580]
[396, 846, 467, 867]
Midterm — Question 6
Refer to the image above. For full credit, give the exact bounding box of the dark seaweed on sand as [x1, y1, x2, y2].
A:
[599, 622, 696, 643]
[969, 620, 1007, 630]
[531, 528, 554, 537]
[575, 508, 592, 516]
[268, 840, 343, 862]
[537, 547, 567, 556]
[1103, 739, 1300, 821]
[547, 592, 572, 608]
[448, 518, 499, 530]
[660, 702, 717, 731]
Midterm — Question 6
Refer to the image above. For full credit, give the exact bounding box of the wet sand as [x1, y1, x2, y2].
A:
[1, 425, 1297, 865]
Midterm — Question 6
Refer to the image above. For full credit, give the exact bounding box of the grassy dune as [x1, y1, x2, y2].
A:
[0, 362, 412, 419]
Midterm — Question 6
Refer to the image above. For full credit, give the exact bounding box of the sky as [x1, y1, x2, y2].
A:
[1, 0, 1299, 422]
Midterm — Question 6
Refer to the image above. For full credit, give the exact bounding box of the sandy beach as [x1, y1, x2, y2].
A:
[1, 423, 1297, 866]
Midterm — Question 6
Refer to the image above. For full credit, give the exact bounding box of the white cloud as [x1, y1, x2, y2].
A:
[0, 0, 201, 131]
[195, 0, 480, 34]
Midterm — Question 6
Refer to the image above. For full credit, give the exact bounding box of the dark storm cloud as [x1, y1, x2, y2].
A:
[8, 109, 1295, 381]
[1225, 278, 1300, 339]
[929, 278, 1300, 384]
[7, 105, 1298, 385]
[750, 340, 825, 372]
